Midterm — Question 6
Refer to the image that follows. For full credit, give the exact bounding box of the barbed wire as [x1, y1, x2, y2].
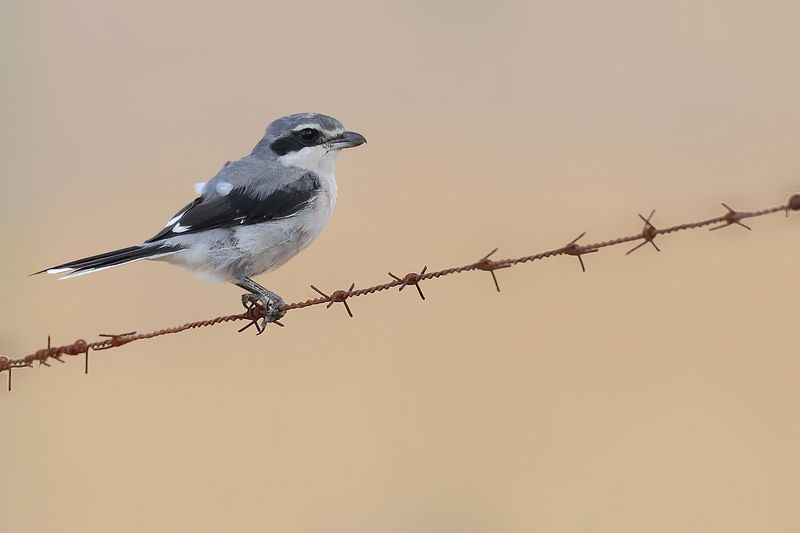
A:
[2, 194, 799, 391]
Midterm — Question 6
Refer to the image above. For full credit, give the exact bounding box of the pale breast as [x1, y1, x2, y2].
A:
[231, 184, 336, 277]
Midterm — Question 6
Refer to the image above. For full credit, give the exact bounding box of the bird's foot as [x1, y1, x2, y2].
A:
[240, 291, 286, 334]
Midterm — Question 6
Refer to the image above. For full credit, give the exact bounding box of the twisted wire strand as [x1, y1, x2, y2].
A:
[1, 195, 797, 390]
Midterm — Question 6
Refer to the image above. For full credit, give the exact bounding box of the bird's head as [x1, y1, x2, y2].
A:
[258, 113, 366, 176]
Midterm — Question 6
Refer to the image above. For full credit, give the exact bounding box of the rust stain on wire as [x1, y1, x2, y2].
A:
[1, 195, 798, 390]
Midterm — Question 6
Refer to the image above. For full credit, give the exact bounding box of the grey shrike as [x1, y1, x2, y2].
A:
[36, 113, 366, 330]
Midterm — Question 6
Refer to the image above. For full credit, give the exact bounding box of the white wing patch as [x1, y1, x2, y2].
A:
[215, 181, 233, 196]
[172, 223, 191, 233]
[194, 182, 207, 194]
[164, 212, 185, 228]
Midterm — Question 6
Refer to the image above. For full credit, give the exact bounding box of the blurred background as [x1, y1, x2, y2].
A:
[2, 1, 800, 531]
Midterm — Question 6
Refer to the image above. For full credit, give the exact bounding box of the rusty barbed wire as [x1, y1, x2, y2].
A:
[2, 194, 799, 390]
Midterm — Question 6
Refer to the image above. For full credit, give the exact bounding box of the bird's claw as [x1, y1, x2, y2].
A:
[240, 293, 286, 334]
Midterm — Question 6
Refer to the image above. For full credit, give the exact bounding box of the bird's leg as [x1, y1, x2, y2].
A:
[236, 277, 286, 334]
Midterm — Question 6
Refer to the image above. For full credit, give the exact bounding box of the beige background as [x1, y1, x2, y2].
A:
[2, 1, 800, 531]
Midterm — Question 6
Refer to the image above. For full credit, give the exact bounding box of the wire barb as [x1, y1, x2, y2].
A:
[389, 266, 428, 300]
[311, 283, 356, 317]
[474, 248, 509, 292]
[786, 193, 800, 216]
[626, 210, 660, 255]
[237, 298, 285, 334]
[710, 203, 752, 231]
[562, 232, 599, 272]
[47, 336, 65, 364]
[95, 332, 137, 350]
[1, 194, 796, 390]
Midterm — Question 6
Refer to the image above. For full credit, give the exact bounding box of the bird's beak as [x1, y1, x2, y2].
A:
[327, 130, 367, 150]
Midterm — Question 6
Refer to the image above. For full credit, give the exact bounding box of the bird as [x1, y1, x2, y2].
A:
[35, 113, 367, 332]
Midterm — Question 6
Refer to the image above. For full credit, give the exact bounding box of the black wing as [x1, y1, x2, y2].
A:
[146, 173, 321, 243]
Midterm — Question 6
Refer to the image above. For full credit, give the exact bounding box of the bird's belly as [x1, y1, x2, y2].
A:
[228, 198, 332, 277]
[163, 192, 334, 282]
[233, 219, 315, 274]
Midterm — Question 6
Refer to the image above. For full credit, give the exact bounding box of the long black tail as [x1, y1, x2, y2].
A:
[33, 244, 181, 279]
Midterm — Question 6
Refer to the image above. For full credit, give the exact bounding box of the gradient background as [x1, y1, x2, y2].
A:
[2, 1, 800, 531]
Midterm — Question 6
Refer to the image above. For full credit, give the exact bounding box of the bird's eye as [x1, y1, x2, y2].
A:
[298, 128, 319, 142]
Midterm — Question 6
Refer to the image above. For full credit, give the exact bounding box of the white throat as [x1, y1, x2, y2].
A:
[277, 145, 342, 179]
